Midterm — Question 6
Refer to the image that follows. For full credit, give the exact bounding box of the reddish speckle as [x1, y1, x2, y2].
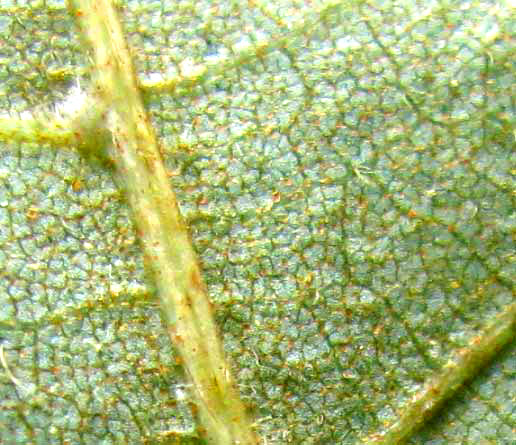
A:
[190, 267, 203, 291]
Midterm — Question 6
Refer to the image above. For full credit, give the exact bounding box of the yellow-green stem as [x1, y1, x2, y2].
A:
[363, 301, 516, 445]
[66, 1, 259, 443]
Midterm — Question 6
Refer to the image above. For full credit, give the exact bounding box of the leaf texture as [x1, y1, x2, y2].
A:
[0, 1, 514, 444]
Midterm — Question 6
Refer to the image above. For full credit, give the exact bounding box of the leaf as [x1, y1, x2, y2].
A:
[0, 1, 514, 444]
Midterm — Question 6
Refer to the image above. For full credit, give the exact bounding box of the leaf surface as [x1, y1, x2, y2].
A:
[0, 1, 514, 444]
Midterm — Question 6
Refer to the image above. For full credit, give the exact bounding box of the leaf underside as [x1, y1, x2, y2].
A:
[0, 1, 514, 444]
